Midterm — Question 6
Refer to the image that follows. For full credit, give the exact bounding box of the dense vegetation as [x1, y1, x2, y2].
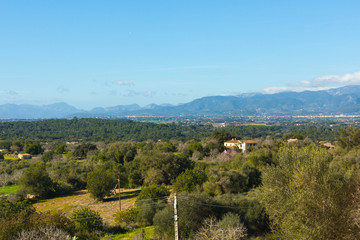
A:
[0, 119, 359, 239]
[0, 118, 345, 142]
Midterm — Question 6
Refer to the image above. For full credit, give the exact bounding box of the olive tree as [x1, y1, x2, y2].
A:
[86, 169, 116, 201]
[255, 145, 360, 239]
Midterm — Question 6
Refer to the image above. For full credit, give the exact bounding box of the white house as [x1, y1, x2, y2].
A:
[224, 139, 257, 151]
[224, 138, 241, 148]
[18, 153, 32, 160]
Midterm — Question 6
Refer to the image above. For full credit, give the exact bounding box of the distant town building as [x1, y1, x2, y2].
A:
[18, 153, 32, 160]
[224, 138, 257, 151]
[319, 141, 335, 149]
[287, 138, 299, 143]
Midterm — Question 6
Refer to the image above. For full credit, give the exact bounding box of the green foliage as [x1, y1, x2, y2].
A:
[47, 159, 89, 190]
[157, 141, 176, 152]
[54, 143, 67, 154]
[211, 130, 232, 143]
[73, 143, 97, 159]
[0, 198, 74, 240]
[114, 207, 139, 227]
[136, 199, 159, 226]
[137, 150, 193, 185]
[11, 140, 24, 153]
[0, 197, 35, 219]
[0, 185, 20, 195]
[24, 142, 43, 155]
[137, 185, 169, 201]
[188, 142, 203, 155]
[256, 145, 360, 239]
[0, 198, 34, 239]
[215, 194, 269, 235]
[133, 185, 170, 227]
[246, 148, 274, 168]
[0, 118, 206, 142]
[203, 168, 247, 196]
[71, 207, 103, 231]
[86, 169, 116, 201]
[172, 168, 207, 193]
[241, 164, 261, 190]
[292, 133, 304, 140]
[42, 150, 55, 162]
[153, 193, 219, 239]
[98, 142, 137, 164]
[337, 126, 360, 149]
[0, 153, 4, 160]
[0, 140, 11, 151]
[19, 162, 54, 198]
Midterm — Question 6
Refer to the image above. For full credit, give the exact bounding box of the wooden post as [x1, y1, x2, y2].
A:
[118, 177, 121, 211]
[174, 194, 179, 240]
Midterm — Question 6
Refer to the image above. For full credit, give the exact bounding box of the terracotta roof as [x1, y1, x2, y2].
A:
[224, 139, 240, 143]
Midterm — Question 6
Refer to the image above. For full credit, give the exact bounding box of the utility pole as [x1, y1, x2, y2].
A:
[118, 176, 121, 211]
[174, 194, 179, 240]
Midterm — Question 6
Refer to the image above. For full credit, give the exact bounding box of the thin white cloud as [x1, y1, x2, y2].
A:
[8, 90, 18, 95]
[121, 90, 156, 97]
[112, 80, 134, 86]
[262, 72, 360, 94]
[143, 91, 156, 97]
[57, 86, 70, 93]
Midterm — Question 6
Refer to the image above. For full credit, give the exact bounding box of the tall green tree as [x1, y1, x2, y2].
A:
[24, 142, 43, 155]
[337, 126, 360, 149]
[19, 162, 54, 198]
[86, 169, 116, 201]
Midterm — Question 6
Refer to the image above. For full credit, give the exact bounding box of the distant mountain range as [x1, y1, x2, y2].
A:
[1, 85, 360, 119]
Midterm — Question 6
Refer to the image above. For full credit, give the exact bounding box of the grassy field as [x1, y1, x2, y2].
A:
[102, 226, 155, 240]
[33, 188, 141, 225]
[0, 185, 20, 195]
[4, 155, 18, 160]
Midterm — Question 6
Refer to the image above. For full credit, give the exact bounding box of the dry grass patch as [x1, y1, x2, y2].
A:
[33, 188, 140, 225]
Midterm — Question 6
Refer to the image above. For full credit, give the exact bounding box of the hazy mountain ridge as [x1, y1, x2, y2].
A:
[1, 86, 360, 119]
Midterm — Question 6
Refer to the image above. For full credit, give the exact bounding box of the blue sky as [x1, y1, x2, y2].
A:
[1, 1, 360, 110]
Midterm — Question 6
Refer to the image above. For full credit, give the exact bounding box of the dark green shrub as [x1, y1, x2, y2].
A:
[86, 169, 116, 201]
[71, 207, 103, 231]
[55, 143, 67, 154]
[73, 143, 97, 159]
[136, 199, 159, 226]
[19, 162, 55, 198]
[203, 169, 247, 196]
[173, 168, 207, 193]
[137, 185, 169, 202]
[0, 198, 74, 240]
[24, 142, 43, 155]
[114, 207, 139, 227]
[42, 151, 55, 162]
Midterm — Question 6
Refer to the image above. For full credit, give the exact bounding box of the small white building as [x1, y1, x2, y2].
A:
[224, 139, 257, 151]
[18, 153, 32, 160]
[224, 138, 241, 148]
